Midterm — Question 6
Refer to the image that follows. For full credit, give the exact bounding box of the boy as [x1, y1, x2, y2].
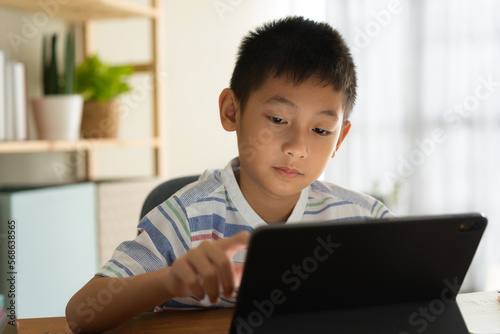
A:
[66, 16, 390, 332]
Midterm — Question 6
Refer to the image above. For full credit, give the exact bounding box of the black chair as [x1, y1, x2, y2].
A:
[140, 175, 200, 219]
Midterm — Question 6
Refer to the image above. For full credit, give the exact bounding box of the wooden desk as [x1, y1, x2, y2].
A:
[17, 308, 234, 334]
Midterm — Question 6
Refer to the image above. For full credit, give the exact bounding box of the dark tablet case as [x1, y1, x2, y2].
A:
[229, 213, 487, 334]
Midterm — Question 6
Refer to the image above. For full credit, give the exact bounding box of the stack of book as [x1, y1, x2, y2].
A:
[0, 49, 28, 142]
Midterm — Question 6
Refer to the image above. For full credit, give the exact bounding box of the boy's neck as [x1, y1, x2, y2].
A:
[235, 171, 301, 224]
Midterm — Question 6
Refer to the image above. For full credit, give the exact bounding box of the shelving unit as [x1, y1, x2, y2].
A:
[0, 0, 158, 20]
[0, 0, 166, 180]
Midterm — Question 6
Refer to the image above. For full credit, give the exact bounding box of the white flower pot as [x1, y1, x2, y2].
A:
[32, 94, 83, 141]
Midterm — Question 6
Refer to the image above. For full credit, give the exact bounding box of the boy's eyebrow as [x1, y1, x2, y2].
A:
[265, 95, 339, 119]
[317, 109, 339, 119]
[265, 96, 297, 108]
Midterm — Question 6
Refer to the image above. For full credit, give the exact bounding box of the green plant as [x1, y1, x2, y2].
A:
[75, 55, 133, 102]
[42, 32, 75, 95]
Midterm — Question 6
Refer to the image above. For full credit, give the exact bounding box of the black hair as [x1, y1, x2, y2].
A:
[230, 16, 357, 121]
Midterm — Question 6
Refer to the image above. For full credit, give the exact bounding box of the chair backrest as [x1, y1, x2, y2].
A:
[140, 175, 200, 219]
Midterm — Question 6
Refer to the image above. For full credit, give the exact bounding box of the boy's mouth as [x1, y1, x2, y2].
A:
[273, 166, 303, 178]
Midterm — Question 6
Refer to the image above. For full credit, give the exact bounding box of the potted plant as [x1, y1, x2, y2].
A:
[32, 32, 83, 141]
[75, 55, 133, 138]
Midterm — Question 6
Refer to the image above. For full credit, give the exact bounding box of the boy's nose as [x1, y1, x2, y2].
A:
[282, 132, 308, 159]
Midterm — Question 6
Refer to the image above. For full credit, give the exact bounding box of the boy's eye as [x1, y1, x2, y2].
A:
[313, 128, 331, 136]
[269, 116, 286, 124]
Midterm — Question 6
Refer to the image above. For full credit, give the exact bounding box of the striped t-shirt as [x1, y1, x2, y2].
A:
[97, 158, 391, 310]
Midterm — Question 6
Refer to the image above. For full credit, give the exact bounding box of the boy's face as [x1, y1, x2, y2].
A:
[220, 75, 350, 203]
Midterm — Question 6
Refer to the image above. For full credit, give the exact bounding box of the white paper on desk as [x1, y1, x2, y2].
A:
[457, 291, 500, 334]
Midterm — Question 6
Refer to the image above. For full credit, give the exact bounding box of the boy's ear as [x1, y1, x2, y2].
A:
[219, 88, 240, 132]
[331, 120, 351, 158]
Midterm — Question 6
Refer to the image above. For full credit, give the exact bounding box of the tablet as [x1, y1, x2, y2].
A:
[229, 213, 487, 334]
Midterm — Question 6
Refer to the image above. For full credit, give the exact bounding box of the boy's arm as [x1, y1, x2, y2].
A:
[66, 231, 250, 333]
[66, 269, 172, 333]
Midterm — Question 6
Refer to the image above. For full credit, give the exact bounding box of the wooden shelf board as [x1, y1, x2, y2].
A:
[0, 138, 160, 153]
[132, 63, 154, 72]
[0, 0, 158, 21]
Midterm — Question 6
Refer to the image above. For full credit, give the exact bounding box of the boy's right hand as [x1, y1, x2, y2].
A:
[163, 231, 250, 304]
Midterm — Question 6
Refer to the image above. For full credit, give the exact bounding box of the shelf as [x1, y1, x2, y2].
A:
[0, 0, 158, 21]
[0, 0, 166, 181]
[0, 138, 160, 153]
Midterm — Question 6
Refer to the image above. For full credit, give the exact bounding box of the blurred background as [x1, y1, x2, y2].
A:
[0, 0, 498, 314]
